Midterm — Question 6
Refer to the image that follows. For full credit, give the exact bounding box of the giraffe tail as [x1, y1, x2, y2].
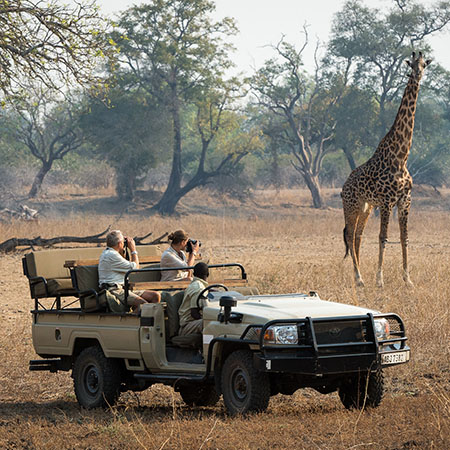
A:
[343, 226, 349, 259]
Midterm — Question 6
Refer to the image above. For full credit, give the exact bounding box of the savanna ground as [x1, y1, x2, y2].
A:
[0, 187, 449, 449]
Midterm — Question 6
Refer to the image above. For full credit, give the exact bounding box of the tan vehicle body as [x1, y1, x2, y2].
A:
[26, 248, 410, 414]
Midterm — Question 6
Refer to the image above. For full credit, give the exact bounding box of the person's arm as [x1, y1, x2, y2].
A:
[186, 241, 200, 267]
[161, 248, 190, 280]
[109, 250, 137, 272]
[189, 282, 205, 320]
[126, 237, 139, 269]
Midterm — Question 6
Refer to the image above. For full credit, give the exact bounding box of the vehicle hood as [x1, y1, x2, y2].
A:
[218, 293, 378, 323]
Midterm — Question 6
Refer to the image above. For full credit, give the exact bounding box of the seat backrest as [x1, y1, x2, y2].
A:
[73, 265, 99, 292]
[135, 245, 162, 258]
[128, 263, 161, 283]
[24, 245, 162, 281]
[25, 247, 104, 280]
[165, 290, 186, 338]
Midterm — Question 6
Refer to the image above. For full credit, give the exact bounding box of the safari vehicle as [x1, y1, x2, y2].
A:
[25, 247, 410, 415]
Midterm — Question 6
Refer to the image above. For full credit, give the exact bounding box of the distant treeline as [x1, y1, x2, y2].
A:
[1, 0, 449, 214]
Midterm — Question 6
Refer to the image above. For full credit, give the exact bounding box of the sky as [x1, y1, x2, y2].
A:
[96, 0, 450, 74]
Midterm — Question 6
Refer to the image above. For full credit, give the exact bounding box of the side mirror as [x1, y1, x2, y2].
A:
[219, 295, 237, 324]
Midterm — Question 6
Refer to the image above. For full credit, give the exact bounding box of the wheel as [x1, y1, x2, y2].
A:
[178, 384, 220, 407]
[338, 369, 384, 409]
[73, 346, 122, 409]
[221, 349, 270, 416]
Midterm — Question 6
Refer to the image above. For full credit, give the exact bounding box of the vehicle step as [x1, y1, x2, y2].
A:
[29, 359, 62, 373]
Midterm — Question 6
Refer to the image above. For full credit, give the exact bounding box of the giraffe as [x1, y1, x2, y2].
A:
[341, 52, 431, 288]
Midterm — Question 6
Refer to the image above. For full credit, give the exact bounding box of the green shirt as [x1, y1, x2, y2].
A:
[179, 277, 208, 327]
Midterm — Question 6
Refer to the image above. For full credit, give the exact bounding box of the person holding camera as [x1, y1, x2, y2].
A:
[160, 229, 200, 282]
[98, 230, 160, 312]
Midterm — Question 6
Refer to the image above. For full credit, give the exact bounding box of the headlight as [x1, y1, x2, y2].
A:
[264, 325, 298, 344]
[374, 318, 390, 341]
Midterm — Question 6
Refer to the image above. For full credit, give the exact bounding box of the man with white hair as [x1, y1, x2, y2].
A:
[98, 230, 160, 312]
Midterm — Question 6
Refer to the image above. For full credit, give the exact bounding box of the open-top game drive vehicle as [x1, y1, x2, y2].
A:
[25, 246, 410, 415]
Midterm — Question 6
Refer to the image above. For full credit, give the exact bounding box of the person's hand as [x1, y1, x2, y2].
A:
[193, 241, 200, 254]
[126, 236, 136, 252]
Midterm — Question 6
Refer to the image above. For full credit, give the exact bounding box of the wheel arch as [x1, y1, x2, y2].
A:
[72, 336, 104, 358]
[211, 340, 253, 395]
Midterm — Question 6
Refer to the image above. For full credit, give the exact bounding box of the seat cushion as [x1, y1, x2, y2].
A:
[32, 278, 75, 298]
[171, 333, 202, 349]
[80, 289, 127, 313]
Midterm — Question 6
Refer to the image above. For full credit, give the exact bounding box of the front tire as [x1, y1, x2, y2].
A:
[178, 384, 220, 407]
[221, 350, 270, 416]
[73, 346, 122, 408]
[338, 369, 384, 409]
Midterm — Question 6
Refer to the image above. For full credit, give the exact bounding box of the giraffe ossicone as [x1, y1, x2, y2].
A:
[341, 52, 430, 288]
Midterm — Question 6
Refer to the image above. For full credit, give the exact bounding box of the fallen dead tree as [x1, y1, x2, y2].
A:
[0, 227, 168, 253]
[0, 204, 39, 221]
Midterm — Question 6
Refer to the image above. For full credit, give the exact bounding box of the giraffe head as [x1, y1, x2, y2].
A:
[406, 52, 431, 81]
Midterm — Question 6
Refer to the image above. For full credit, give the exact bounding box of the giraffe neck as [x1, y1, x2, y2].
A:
[377, 71, 422, 164]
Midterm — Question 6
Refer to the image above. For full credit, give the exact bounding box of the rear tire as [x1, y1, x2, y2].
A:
[338, 369, 384, 409]
[73, 346, 122, 408]
[178, 384, 220, 407]
[221, 350, 270, 416]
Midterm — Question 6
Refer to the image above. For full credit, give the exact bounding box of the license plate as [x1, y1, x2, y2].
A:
[381, 350, 410, 365]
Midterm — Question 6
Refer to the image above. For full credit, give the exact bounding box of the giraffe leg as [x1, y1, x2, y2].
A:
[355, 203, 373, 267]
[344, 209, 364, 287]
[376, 205, 392, 288]
[398, 194, 414, 288]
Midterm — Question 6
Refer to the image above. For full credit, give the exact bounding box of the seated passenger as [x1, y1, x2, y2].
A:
[98, 230, 160, 312]
[178, 262, 209, 336]
[160, 229, 200, 282]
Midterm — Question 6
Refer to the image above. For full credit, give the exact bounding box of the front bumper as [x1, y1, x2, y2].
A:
[244, 313, 410, 375]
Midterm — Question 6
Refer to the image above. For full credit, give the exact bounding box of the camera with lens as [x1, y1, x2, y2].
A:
[186, 238, 201, 254]
[123, 237, 128, 248]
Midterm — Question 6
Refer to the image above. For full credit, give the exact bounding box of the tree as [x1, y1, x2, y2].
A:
[250, 36, 339, 208]
[6, 88, 85, 198]
[81, 89, 170, 200]
[328, 0, 450, 133]
[0, 0, 112, 101]
[170, 80, 261, 210]
[332, 85, 379, 171]
[111, 0, 241, 214]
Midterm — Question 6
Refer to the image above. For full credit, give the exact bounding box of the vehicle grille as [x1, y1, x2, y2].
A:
[313, 319, 368, 345]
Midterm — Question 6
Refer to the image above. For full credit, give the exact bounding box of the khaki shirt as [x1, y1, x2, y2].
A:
[179, 277, 208, 327]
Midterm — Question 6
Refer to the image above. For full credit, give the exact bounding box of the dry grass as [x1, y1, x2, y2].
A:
[0, 189, 449, 449]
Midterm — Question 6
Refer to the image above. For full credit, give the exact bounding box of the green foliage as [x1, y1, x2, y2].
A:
[108, 0, 254, 213]
[408, 98, 450, 187]
[332, 84, 379, 170]
[328, 0, 450, 130]
[81, 89, 171, 199]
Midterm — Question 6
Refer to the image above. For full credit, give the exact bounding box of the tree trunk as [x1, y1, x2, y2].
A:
[115, 169, 135, 201]
[343, 145, 357, 171]
[153, 188, 183, 215]
[153, 84, 182, 214]
[28, 161, 52, 198]
[270, 141, 281, 191]
[302, 172, 323, 208]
